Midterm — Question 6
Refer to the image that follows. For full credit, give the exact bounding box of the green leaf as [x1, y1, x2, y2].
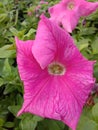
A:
[14, 127, 20, 130]
[40, 119, 65, 130]
[16, 94, 23, 105]
[92, 103, 98, 123]
[9, 27, 19, 36]
[79, 27, 97, 35]
[77, 115, 98, 130]
[0, 45, 16, 58]
[8, 105, 21, 117]
[82, 106, 93, 120]
[94, 97, 98, 104]
[76, 39, 89, 51]
[3, 59, 11, 74]
[0, 127, 7, 130]
[0, 13, 8, 23]
[20, 114, 43, 130]
[0, 118, 5, 127]
[94, 64, 98, 81]
[10, 27, 26, 39]
[17, 30, 26, 39]
[4, 122, 14, 128]
[92, 37, 98, 54]
[0, 78, 4, 87]
[3, 84, 15, 95]
[48, 120, 64, 130]
[23, 28, 36, 39]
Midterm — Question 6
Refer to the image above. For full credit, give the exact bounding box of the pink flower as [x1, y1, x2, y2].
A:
[16, 15, 95, 130]
[40, 0, 48, 5]
[27, 11, 33, 16]
[49, 0, 98, 32]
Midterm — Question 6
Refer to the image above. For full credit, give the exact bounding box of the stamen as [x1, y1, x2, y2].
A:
[67, 2, 75, 10]
[48, 62, 66, 76]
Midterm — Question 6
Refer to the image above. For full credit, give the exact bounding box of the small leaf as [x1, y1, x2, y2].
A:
[20, 114, 43, 130]
[82, 106, 93, 120]
[0, 118, 5, 127]
[0, 45, 16, 58]
[14, 127, 20, 130]
[24, 28, 36, 38]
[8, 105, 21, 117]
[94, 64, 98, 81]
[77, 115, 98, 130]
[10, 27, 26, 39]
[80, 27, 97, 35]
[0, 127, 7, 130]
[92, 103, 98, 123]
[4, 122, 14, 128]
[0, 78, 4, 87]
[75, 39, 89, 51]
[3, 85, 15, 95]
[0, 13, 8, 23]
[41, 119, 65, 130]
[3, 59, 11, 75]
[92, 37, 98, 55]
[9, 27, 18, 36]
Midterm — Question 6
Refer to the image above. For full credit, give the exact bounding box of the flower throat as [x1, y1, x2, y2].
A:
[48, 62, 65, 75]
[68, 2, 75, 10]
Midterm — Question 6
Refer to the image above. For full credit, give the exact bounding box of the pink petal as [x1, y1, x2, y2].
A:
[48, 1, 69, 25]
[32, 15, 57, 69]
[79, 1, 98, 16]
[15, 37, 41, 81]
[17, 74, 82, 130]
[15, 37, 50, 116]
[61, 11, 80, 33]
[17, 72, 50, 117]
[49, 1, 67, 16]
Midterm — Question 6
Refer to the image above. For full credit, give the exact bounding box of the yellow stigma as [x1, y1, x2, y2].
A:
[68, 2, 75, 10]
[48, 62, 65, 75]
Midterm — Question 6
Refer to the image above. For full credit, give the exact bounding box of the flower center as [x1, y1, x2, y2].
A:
[48, 62, 65, 75]
[67, 2, 75, 10]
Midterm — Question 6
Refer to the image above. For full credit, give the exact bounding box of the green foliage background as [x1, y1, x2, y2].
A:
[0, 0, 98, 130]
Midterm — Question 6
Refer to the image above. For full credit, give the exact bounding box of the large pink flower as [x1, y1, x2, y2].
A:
[16, 15, 95, 130]
[49, 0, 98, 32]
